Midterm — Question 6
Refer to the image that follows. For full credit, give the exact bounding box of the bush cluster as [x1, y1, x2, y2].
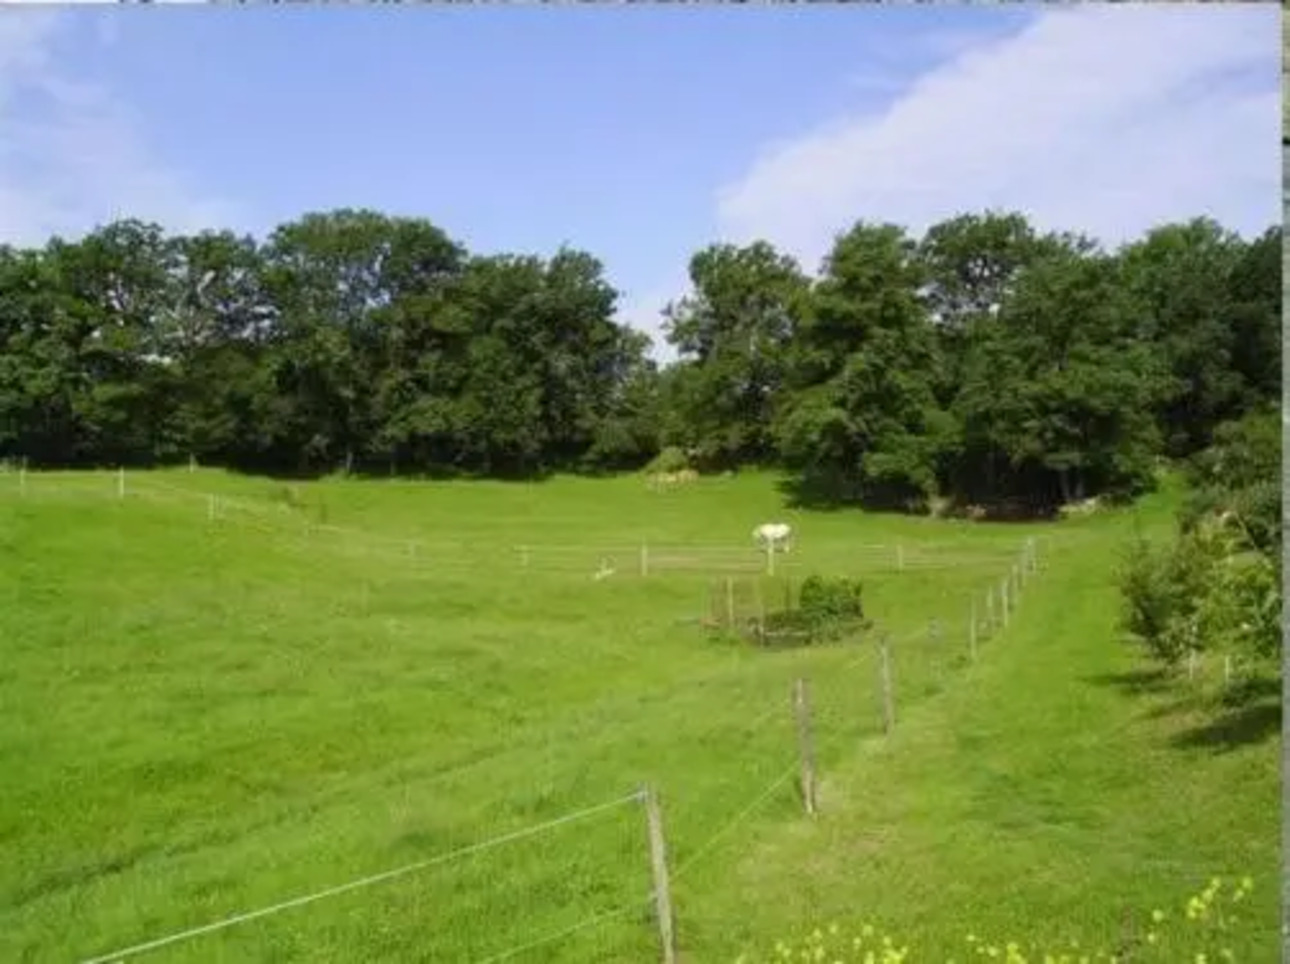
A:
[1117, 409, 1281, 673]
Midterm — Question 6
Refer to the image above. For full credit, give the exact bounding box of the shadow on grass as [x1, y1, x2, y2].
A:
[1081, 668, 1175, 696]
[1169, 700, 1282, 753]
[776, 472, 1063, 521]
[775, 474, 860, 513]
[1085, 667, 1281, 752]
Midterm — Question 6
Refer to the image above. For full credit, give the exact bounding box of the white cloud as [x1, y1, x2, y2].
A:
[0, 10, 244, 248]
[716, 5, 1279, 274]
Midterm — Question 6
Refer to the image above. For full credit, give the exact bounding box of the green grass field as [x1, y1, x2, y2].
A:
[0, 468, 1278, 962]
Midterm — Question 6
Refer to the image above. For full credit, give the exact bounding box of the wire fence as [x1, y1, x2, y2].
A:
[57, 548, 1038, 964]
[2, 469, 1029, 582]
[5, 470, 1241, 962]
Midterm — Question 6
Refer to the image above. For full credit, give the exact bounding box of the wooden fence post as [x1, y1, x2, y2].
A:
[754, 578, 766, 643]
[1000, 577, 1010, 629]
[18, 457, 26, 497]
[929, 617, 943, 681]
[642, 787, 677, 964]
[117, 467, 126, 499]
[1223, 654, 1233, 686]
[879, 633, 895, 734]
[793, 678, 818, 816]
[969, 598, 978, 662]
[725, 576, 735, 629]
[1186, 649, 1197, 682]
[640, 542, 650, 577]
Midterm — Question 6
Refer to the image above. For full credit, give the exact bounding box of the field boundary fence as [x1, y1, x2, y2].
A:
[8, 470, 1111, 961]
[66, 534, 1046, 963]
[5, 469, 1030, 580]
[79, 791, 657, 964]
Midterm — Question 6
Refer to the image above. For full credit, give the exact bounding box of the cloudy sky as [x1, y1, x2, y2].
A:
[0, 4, 1278, 358]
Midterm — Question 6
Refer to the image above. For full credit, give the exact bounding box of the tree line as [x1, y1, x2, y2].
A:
[0, 208, 1278, 513]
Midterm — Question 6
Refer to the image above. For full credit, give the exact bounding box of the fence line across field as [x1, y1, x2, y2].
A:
[12, 472, 1077, 960]
[6, 472, 1027, 578]
[67, 544, 1033, 963]
[77, 790, 649, 964]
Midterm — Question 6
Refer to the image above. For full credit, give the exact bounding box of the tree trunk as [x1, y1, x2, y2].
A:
[1057, 467, 1072, 504]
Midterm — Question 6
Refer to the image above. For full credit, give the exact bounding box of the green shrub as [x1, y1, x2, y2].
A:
[1117, 535, 1203, 665]
[1119, 513, 1282, 669]
[796, 574, 870, 640]
[644, 445, 691, 475]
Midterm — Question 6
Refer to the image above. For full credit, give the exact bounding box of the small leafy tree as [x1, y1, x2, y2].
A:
[1118, 408, 1282, 676]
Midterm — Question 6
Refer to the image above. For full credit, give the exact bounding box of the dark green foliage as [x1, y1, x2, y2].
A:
[774, 222, 948, 509]
[0, 210, 1278, 503]
[662, 241, 809, 469]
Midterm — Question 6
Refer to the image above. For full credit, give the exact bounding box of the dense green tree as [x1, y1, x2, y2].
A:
[0, 246, 82, 464]
[165, 230, 277, 466]
[1117, 218, 1253, 457]
[775, 222, 949, 507]
[1223, 225, 1281, 409]
[916, 211, 1050, 408]
[0, 208, 1277, 509]
[955, 235, 1165, 507]
[663, 241, 809, 469]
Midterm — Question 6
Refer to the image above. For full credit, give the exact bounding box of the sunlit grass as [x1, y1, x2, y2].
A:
[0, 468, 1277, 961]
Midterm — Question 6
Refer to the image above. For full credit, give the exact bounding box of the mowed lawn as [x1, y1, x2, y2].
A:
[0, 469, 1278, 962]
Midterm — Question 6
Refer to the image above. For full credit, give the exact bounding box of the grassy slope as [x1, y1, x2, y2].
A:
[684, 478, 1281, 961]
[0, 469, 1278, 962]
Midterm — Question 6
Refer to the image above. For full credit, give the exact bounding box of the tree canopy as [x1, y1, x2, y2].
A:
[0, 208, 1278, 509]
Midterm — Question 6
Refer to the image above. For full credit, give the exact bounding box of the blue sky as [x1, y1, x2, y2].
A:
[0, 5, 1278, 357]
